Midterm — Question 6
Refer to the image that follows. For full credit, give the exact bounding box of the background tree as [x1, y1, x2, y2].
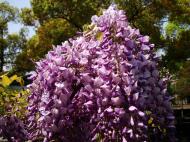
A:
[19, 0, 189, 71]
[4, 28, 28, 72]
[0, 1, 18, 72]
[159, 0, 190, 99]
[159, 0, 190, 71]
[163, 22, 190, 73]
[18, 0, 190, 99]
[173, 61, 190, 99]
[19, 0, 111, 58]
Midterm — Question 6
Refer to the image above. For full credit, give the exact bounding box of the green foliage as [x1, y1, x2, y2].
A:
[24, 18, 77, 61]
[38, 18, 77, 45]
[14, 51, 35, 74]
[18, 0, 169, 73]
[160, 0, 190, 73]
[165, 22, 180, 38]
[16, 0, 190, 77]
[168, 0, 190, 24]
[18, 0, 108, 73]
[5, 28, 28, 66]
[0, 1, 20, 72]
[30, 0, 109, 29]
[115, 0, 167, 45]
[174, 61, 190, 98]
[163, 27, 190, 73]
[20, 7, 36, 26]
[0, 74, 28, 118]
[0, 1, 18, 26]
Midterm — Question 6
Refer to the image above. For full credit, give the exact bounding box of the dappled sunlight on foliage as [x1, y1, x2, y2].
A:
[0, 74, 28, 118]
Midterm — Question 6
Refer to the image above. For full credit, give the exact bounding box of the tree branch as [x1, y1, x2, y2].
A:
[59, 15, 83, 32]
[67, 80, 84, 105]
[128, 1, 153, 23]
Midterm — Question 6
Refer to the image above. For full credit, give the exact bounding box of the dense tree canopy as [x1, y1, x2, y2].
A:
[174, 61, 190, 99]
[17, 0, 190, 74]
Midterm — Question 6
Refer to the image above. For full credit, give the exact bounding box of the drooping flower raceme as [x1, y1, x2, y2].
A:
[0, 116, 28, 141]
[28, 4, 175, 142]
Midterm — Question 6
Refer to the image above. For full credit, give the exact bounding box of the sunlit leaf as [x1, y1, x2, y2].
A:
[96, 31, 103, 41]
[1, 75, 12, 87]
[148, 117, 153, 125]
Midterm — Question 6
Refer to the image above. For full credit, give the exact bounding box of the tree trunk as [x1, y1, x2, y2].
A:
[0, 48, 4, 72]
[0, 29, 4, 72]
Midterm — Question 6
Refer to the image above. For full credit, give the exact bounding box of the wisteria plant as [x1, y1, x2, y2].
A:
[0, 74, 28, 141]
[26, 4, 176, 142]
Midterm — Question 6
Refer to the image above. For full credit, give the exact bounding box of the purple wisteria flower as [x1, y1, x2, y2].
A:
[0, 116, 28, 141]
[28, 4, 175, 142]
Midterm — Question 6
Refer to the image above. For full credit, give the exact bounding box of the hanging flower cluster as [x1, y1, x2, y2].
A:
[0, 116, 28, 141]
[28, 4, 175, 142]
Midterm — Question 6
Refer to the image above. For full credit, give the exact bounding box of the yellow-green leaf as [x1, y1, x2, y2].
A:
[0, 87, 4, 92]
[1, 75, 12, 87]
[16, 77, 24, 86]
[148, 117, 153, 125]
[96, 31, 103, 41]
[145, 110, 152, 115]
[10, 75, 18, 81]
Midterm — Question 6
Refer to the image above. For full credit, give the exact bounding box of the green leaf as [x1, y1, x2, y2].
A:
[1, 75, 12, 87]
[16, 76, 24, 86]
[96, 31, 103, 41]
[148, 117, 153, 125]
